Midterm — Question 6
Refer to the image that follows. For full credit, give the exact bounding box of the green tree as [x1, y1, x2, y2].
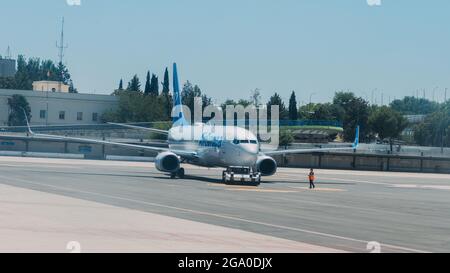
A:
[160, 92, 173, 120]
[221, 99, 237, 109]
[267, 93, 289, 120]
[0, 55, 76, 91]
[413, 102, 450, 147]
[0, 77, 17, 89]
[250, 88, 262, 107]
[390, 96, 439, 115]
[144, 71, 151, 95]
[127, 75, 141, 92]
[312, 103, 344, 121]
[118, 79, 123, 90]
[68, 80, 78, 93]
[7, 94, 31, 126]
[222, 99, 252, 109]
[288, 91, 298, 121]
[55, 62, 71, 84]
[13, 55, 32, 90]
[182, 81, 201, 112]
[162, 68, 170, 95]
[150, 74, 159, 96]
[333, 91, 370, 141]
[102, 90, 170, 123]
[279, 130, 295, 149]
[219, 99, 253, 121]
[369, 106, 409, 151]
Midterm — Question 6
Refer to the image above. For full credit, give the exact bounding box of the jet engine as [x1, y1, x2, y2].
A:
[155, 152, 180, 173]
[256, 156, 277, 176]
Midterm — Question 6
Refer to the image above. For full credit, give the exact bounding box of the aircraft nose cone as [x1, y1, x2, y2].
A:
[241, 144, 259, 155]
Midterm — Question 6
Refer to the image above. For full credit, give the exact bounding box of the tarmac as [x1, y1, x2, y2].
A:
[0, 156, 449, 253]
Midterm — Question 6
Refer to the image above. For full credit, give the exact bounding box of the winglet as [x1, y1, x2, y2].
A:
[352, 126, 360, 149]
[22, 108, 34, 135]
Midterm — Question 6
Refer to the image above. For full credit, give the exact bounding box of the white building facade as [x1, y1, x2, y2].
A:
[32, 81, 70, 93]
[0, 89, 118, 126]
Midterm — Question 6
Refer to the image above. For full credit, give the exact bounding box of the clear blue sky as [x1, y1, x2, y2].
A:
[2, 0, 450, 105]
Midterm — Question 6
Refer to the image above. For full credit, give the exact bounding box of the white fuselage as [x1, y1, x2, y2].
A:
[168, 124, 259, 168]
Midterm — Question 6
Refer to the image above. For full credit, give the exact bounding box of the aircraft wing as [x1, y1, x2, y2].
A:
[27, 131, 197, 158]
[263, 146, 356, 156]
[263, 126, 360, 156]
[107, 122, 169, 135]
[22, 112, 196, 159]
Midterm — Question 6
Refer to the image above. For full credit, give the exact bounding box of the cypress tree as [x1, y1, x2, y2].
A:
[289, 91, 299, 120]
[144, 71, 151, 95]
[162, 67, 170, 95]
[150, 74, 159, 96]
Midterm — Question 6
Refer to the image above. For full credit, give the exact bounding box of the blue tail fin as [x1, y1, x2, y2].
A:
[172, 63, 188, 126]
[352, 126, 360, 149]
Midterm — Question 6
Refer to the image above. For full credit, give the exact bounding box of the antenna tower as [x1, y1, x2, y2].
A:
[56, 17, 68, 65]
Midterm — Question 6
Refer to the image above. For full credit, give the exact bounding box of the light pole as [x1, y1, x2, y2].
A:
[433, 86, 439, 102]
[371, 88, 377, 105]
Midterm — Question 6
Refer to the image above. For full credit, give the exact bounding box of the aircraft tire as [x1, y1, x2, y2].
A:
[177, 168, 185, 179]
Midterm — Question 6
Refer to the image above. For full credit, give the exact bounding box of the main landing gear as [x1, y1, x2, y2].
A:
[170, 168, 185, 179]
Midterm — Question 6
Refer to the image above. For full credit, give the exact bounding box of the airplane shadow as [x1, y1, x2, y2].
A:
[262, 180, 355, 186]
[24, 169, 160, 180]
[25, 169, 222, 184]
[24, 169, 355, 186]
[158, 174, 221, 184]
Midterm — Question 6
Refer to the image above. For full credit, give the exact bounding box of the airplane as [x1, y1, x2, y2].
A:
[23, 63, 359, 185]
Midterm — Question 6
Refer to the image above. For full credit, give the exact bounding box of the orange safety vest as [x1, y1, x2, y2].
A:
[308, 173, 315, 181]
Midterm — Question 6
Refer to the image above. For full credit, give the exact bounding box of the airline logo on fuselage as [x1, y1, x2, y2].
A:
[198, 133, 224, 148]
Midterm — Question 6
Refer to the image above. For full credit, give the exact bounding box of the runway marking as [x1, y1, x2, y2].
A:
[289, 187, 346, 192]
[260, 175, 389, 186]
[213, 183, 418, 215]
[391, 184, 450, 190]
[325, 178, 450, 191]
[0, 174, 428, 253]
[225, 188, 298, 193]
[208, 183, 298, 193]
[323, 177, 391, 186]
[277, 168, 450, 180]
[0, 163, 81, 170]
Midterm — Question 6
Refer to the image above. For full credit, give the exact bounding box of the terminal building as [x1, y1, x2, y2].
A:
[0, 88, 118, 126]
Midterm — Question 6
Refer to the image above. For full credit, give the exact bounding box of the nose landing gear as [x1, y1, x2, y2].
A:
[222, 167, 261, 186]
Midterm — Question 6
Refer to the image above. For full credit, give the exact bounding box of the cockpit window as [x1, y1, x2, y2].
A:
[233, 139, 258, 145]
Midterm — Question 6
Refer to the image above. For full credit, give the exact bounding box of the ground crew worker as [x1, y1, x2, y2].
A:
[308, 168, 316, 189]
